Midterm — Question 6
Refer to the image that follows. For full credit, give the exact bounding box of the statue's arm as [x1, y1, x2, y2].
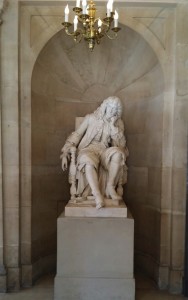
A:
[111, 119, 129, 156]
[60, 115, 90, 170]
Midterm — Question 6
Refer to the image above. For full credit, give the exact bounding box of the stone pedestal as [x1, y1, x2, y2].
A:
[54, 207, 135, 300]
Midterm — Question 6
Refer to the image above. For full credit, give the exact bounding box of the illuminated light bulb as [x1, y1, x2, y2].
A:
[64, 4, 69, 22]
[107, 0, 111, 17]
[74, 15, 78, 31]
[76, 0, 80, 7]
[82, 0, 87, 14]
[114, 10, 118, 27]
[109, 0, 113, 12]
[98, 19, 102, 33]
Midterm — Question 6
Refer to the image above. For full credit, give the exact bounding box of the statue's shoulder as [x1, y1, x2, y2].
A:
[84, 113, 96, 123]
[80, 113, 91, 123]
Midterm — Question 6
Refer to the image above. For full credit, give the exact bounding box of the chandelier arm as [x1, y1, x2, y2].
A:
[77, 14, 90, 27]
[64, 25, 85, 36]
[102, 16, 113, 27]
[64, 27, 84, 45]
[104, 30, 118, 40]
[101, 20, 111, 28]
[93, 17, 105, 25]
[77, 15, 87, 23]
[75, 28, 85, 42]
[75, 28, 84, 35]
[94, 18, 112, 34]
[64, 27, 75, 36]
[74, 33, 83, 43]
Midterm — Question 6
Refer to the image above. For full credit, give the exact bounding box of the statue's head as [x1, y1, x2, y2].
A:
[94, 96, 122, 120]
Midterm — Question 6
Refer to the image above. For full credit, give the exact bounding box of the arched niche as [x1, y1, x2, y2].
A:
[31, 23, 164, 282]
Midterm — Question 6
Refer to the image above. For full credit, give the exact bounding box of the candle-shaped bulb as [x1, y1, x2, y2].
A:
[98, 19, 102, 33]
[74, 15, 78, 31]
[110, 0, 113, 12]
[76, 0, 80, 7]
[82, 0, 87, 14]
[107, 0, 111, 17]
[114, 10, 118, 27]
[86, 4, 89, 14]
[65, 4, 69, 14]
[98, 19, 102, 27]
[64, 4, 69, 22]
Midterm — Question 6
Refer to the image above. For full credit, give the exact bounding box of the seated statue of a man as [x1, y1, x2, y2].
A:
[60, 96, 129, 209]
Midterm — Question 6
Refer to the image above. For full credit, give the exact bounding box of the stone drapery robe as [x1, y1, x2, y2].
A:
[62, 113, 129, 198]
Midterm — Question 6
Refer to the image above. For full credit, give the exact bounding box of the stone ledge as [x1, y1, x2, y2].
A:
[65, 199, 127, 218]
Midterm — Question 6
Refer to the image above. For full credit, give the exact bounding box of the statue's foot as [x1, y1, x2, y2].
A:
[95, 194, 105, 210]
[106, 185, 122, 201]
[96, 202, 105, 209]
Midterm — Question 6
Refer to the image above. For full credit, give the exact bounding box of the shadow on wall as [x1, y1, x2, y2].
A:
[31, 24, 164, 282]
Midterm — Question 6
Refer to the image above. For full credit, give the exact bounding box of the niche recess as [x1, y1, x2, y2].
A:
[31, 24, 164, 281]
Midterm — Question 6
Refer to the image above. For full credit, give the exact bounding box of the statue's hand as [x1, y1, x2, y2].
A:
[110, 115, 118, 126]
[110, 116, 119, 136]
[60, 154, 68, 171]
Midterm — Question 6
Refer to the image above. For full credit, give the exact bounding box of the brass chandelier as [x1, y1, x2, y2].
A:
[62, 0, 121, 51]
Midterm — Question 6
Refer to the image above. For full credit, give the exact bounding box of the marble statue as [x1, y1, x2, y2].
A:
[60, 96, 129, 209]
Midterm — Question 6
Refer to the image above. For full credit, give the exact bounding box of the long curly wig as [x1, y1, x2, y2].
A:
[94, 96, 122, 120]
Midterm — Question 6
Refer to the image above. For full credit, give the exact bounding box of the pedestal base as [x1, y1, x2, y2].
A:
[55, 277, 135, 300]
[65, 199, 127, 217]
[54, 210, 135, 300]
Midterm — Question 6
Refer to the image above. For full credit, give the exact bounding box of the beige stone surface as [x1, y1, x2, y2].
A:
[55, 213, 134, 299]
[171, 214, 186, 269]
[160, 212, 171, 266]
[30, 19, 164, 279]
[7, 267, 20, 292]
[169, 269, 185, 294]
[0, 0, 187, 294]
[21, 265, 32, 288]
[65, 201, 128, 218]
[161, 167, 172, 210]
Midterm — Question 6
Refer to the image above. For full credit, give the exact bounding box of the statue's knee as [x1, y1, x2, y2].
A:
[85, 163, 95, 171]
[111, 152, 122, 163]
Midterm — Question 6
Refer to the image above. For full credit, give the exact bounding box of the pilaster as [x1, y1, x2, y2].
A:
[1, 0, 20, 291]
[0, 0, 9, 293]
[168, 2, 188, 293]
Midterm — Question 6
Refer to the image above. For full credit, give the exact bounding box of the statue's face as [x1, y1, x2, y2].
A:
[105, 103, 118, 120]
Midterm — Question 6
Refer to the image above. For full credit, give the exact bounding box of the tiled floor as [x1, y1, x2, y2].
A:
[0, 272, 187, 300]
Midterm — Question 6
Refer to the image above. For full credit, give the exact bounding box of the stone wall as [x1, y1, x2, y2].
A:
[0, 0, 187, 294]
[169, 2, 188, 293]
[31, 26, 164, 282]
